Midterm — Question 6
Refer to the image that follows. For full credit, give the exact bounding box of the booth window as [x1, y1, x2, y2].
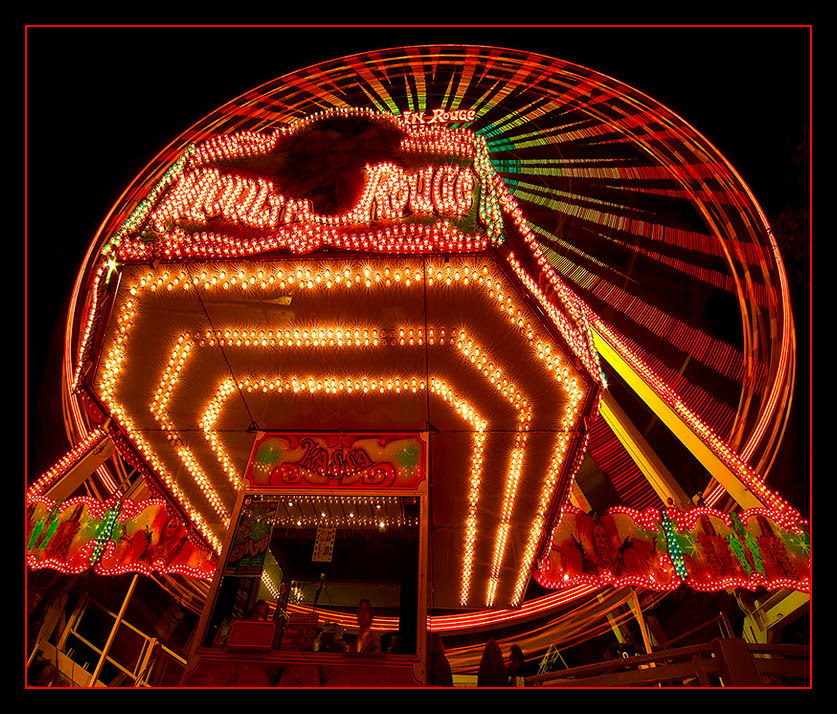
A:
[203, 494, 420, 655]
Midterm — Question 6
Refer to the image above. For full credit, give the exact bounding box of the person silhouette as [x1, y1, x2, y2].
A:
[477, 639, 505, 687]
[353, 599, 381, 654]
[429, 632, 453, 686]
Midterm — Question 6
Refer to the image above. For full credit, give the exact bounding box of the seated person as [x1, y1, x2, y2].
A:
[314, 622, 345, 652]
[351, 599, 381, 655]
[247, 600, 270, 621]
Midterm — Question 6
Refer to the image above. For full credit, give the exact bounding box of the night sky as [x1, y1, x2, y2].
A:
[25, 27, 811, 509]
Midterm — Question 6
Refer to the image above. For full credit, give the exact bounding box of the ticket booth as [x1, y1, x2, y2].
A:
[183, 432, 428, 686]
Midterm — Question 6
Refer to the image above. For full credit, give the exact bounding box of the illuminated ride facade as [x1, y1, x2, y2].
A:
[27, 46, 809, 687]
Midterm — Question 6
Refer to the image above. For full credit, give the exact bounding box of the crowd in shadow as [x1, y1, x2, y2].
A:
[428, 636, 527, 688]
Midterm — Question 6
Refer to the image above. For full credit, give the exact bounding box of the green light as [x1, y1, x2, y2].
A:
[105, 258, 119, 284]
[661, 509, 688, 580]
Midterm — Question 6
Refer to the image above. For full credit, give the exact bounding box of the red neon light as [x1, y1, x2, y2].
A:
[26, 493, 217, 580]
[535, 505, 809, 595]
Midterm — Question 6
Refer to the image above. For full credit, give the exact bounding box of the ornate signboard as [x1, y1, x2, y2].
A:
[26, 494, 217, 579]
[245, 432, 427, 490]
[113, 109, 495, 262]
[535, 505, 810, 594]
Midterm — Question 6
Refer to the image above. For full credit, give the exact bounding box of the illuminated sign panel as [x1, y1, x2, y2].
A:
[150, 163, 476, 232]
[26, 494, 217, 579]
[245, 432, 427, 490]
[114, 108, 495, 261]
[536, 506, 810, 594]
[401, 109, 476, 124]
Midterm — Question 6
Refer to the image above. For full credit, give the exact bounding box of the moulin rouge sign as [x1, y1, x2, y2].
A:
[401, 108, 476, 125]
[149, 161, 476, 236]
[150, 163, 474, 229]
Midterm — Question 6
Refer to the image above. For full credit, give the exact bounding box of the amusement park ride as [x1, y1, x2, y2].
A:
[27, 40, 810, 687]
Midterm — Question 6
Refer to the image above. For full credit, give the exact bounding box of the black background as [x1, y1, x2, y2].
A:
[25, 26, 811, 511]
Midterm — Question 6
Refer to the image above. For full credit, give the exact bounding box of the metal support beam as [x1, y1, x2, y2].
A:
[628, 589, 654, 655]
[599, 392, 692, 509]
[569, 481, 593, 512]
[597, 592, 630, 645]
[742, 589, 810, 644]
[712, 638, 763, 686]
[89, 574, 138, 687]
[56, 594, 87, 653]
[592, 327, 765, 510]
[133, 637, 158, 687]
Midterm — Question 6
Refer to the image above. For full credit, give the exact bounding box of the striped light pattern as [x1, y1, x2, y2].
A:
[92, 256, 587, 606]
[207, 374, 485, 605]
[587, 416, 662, 512]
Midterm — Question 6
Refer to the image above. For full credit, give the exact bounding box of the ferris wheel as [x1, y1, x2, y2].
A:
[29, 44, 804, 663]
[64, 45, 794, 510]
